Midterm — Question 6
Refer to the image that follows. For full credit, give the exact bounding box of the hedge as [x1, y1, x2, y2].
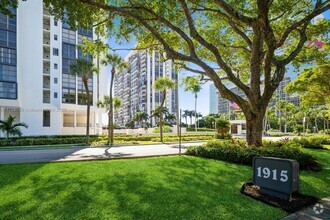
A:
[0, 134, 215, 147]
[291, 136, 330, 149]
[186, 139, 320, 171]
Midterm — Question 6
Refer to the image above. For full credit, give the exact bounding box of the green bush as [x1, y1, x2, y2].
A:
[153, 126, 172, 133]
[186, 139, 320, 170]
[186, 127, 215, 132]
[215, 133, 232, 140]
[292, 136, 330, 149]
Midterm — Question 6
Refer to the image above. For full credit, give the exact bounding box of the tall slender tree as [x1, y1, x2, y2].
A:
[183, 76, 202, 132]
[0, 115, 28, 138]
[153, 77, 175, 142]
[78, 38, 109, 102]
[70, 58, 97, 145]
[133, 111, 149, 128]
[97, 96, 122, 141]
[101, 53, 127, 145]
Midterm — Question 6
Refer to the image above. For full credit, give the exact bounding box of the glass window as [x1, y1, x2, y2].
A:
[78, 28, 93, 37]
[53, 48, 59, 56]
[54, 34, 58, 41]
[43, 110, 51, 127]
[62, 29, 76, 44]
[0, 47, 16, 65]
[54, 63, 58, 69]
[62, 43, 75, 59]
[62, 88, 76, 104]
[0, 30, 6, 46]
[62, 59, 76, 74]
[0, 14, 7, 29]
[0, 81, 16, 99]
[54, 77, 58, 84]
[8, 16, 16, 31]
[54, 20, 58, 26]
[0, 64, 16, 82]
[54, 92, 58, 98]
[8, 31, 15, 47]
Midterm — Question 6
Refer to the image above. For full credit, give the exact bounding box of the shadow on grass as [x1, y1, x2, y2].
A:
[0, 156, 287, 219]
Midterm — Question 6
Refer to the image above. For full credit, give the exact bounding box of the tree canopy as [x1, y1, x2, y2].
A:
[286, 63, 330, 107]
[10, 0, 330, 145]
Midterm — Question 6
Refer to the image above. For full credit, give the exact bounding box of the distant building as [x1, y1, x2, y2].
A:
[209, 84, 219, 114]
[114, 50, 178, 127]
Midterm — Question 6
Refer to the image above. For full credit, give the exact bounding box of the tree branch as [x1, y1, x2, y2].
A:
[277, 2, 330, 48]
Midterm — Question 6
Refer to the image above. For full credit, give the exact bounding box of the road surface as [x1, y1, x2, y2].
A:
[0, 142, 201, 164]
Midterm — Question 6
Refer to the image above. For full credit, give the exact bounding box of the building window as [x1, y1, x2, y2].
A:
[53, 48, 59, 56]
[54, 63, 58, 69]
[54, 34, 58, 41]
[43, 110, 50, 127]
[0, 81, 16, 99]
[62, 29, 76, 44]
[54, 77, 58, 84]
[54, 20, 58, 26]
[54, 92, 58, 98]
[62, 88, 76, 104]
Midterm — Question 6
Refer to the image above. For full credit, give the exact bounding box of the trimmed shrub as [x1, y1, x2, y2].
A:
[292, 136, 330, 149]
[215, 133, 232, 140]
[186, 139, 320, 171]
[153, 125, 172, 133]
[186, 127, 215, 132]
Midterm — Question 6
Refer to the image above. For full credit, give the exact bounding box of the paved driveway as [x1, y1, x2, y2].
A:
[0, 142, 202, 164]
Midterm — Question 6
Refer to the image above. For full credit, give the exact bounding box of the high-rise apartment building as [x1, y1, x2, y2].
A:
[209, 84, 219, 114]
[216, 76, 300, 114]
[114, 50, 178, 127]
[0, 1, 107, 137]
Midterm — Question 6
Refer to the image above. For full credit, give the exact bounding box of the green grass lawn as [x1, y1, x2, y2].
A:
[0, 150, 329, 219]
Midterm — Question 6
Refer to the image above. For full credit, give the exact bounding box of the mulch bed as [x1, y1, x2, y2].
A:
[241, 181, 319, 213]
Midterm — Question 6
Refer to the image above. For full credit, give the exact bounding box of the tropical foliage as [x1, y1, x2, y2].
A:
[0, 115, 28, 138]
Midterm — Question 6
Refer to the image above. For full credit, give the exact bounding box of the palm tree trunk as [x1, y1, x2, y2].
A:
[195, 94, 197, 132]
[159, 89, 167, 142]
[83, 77, 90, 145]
[108, 69, 115, 145]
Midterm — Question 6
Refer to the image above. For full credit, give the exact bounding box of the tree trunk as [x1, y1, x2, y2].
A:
[83, 76, 90, 145]
[195, 94, 197, 132]
[160, 113, 163, 142]
[246, 113, 264, 146]
[108, 69, 115, 145]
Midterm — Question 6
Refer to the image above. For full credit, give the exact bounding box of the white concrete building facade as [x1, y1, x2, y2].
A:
[114, 50, 178, 127]
[0, 1, 107, 137]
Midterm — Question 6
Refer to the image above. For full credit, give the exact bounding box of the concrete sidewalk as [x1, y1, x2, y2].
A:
[282, 197, 330, 220]
[0, 142, 201, 164]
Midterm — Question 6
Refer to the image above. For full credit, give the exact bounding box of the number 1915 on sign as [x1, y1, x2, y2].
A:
[256, 167, 288, 182]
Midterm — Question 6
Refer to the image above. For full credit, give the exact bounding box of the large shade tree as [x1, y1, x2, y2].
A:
[70, 58, 97, 145]
[40, 0, 330, 145]
[101, 53, 127, 146]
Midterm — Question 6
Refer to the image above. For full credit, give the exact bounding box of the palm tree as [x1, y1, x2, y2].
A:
[153, 77, 175, 142]
[133, 111, 149, 128]
[97, 96, 122, 140]
[101, 53, 127, 145]
[0, 115, 28, 138]
[78, 38, 108, 102]
[183, 76, 201, 132]
[187, 110, 194, 127]
[70, 58, 97, 145]
[165, 113, 176, 126]
[182, 110, 189, 126]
